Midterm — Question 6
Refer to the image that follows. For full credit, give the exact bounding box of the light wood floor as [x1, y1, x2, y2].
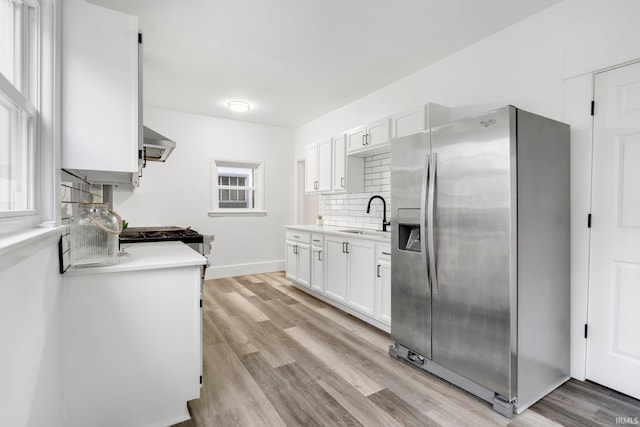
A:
[173, 272, 640, 427]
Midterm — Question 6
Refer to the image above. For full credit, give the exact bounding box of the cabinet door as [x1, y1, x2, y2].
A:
[392, 106, 427, 138]
[305, 144, 318, 193]
[311, 246, 324, 293]
[366, 118, 391, 147]
[325, 238, 348, 302]
[297, 244, 311, 288]
[332, 135, 347, 192]
[375, 258, 391, 325]
[62, 0, 139, 175]
[346, 126, 367, 153]
[285, 242, 298, 280]
[317, 139, 332, 192]
[346, 239, 376, 316]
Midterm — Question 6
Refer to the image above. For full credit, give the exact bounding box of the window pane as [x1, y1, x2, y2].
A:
[0, 102, 30, 211]
[214, 163, 261, 211]
[0, 0, 16, 85]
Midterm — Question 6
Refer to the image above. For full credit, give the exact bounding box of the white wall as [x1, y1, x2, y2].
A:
[293, 0, 640, 380]
[114, 107, 295, 278]
[295, 0, 640, 159]
[0, 238, 64, 427]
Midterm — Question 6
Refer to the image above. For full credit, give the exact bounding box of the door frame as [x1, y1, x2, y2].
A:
[565, 57, 640, 381]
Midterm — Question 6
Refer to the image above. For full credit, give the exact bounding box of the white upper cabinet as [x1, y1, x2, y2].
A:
[346, 118, 392, 156]
[391, 103, 450, 138]
[305, 139, 332, 193]
[62, 0, 140, 186]
[332, 134, 364, 193]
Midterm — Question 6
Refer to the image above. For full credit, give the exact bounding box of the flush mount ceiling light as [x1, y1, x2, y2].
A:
[226, 100, 250, 112]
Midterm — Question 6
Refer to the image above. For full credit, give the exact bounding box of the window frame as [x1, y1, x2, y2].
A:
[0, 0, 58, 235]
[209, 158, 267, 217]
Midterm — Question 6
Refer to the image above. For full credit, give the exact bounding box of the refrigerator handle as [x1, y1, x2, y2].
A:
[428, 153, 438, 294]
[420, 154, 431, 291]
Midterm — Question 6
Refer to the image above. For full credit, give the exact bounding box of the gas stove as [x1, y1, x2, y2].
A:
[120, 226, 214, 257]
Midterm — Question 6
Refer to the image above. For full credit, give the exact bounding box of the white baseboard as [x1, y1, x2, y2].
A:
[205, 259, 285, 279]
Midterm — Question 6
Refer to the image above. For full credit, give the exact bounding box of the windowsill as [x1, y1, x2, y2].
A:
[0, 225, 66, 257]
[208, 210, 268, 217]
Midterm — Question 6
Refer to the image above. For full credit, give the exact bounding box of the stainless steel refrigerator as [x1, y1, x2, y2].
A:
[389, 106, 570, 417]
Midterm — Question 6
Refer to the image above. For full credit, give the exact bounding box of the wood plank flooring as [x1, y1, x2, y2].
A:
[173, 272, 640, 427]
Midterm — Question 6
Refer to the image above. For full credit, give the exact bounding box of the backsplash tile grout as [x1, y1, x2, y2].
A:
[321, 151, 391, 231]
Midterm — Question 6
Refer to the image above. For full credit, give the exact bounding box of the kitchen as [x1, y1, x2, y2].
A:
[1, 0, 640, 426]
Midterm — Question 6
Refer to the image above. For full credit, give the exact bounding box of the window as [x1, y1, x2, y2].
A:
[210, 159, 266, 216]
[0, 0, 39, 217]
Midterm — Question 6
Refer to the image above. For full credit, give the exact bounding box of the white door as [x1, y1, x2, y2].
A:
[587, 61, 640, 400]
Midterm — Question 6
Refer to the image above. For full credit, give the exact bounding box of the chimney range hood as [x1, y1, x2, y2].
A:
[143, 126, 176, 162]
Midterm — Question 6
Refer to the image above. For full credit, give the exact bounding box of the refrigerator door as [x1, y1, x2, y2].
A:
[390, 131, 432, 359]
[430, 106, 517, 399]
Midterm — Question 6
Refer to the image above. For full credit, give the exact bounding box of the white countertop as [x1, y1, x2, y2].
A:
[286, 224, 391, 243]
[65, 241, 207, 276]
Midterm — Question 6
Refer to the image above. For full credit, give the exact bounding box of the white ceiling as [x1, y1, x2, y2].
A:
[87, 0, 562, 129]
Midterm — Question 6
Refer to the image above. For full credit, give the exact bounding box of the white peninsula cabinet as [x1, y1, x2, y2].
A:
[63, 242, 206, 427]
[62, 0, 141, 187]
[285, 226, 390, 332]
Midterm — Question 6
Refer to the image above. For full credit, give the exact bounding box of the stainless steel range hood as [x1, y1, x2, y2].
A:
[143, 126, 176, 162]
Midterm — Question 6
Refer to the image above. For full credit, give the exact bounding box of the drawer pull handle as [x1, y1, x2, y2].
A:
[382, 251, 391, 255]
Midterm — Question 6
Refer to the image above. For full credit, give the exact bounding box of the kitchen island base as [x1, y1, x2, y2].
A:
[63, 242, 205, 427]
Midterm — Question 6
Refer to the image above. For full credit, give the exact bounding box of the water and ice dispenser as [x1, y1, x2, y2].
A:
[397, 208, 422, 252]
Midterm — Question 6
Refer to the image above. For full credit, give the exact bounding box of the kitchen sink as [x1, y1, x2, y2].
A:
[339, 229, 390, 237]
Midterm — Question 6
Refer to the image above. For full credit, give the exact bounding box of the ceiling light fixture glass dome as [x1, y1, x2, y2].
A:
[227, 100, 250, 112]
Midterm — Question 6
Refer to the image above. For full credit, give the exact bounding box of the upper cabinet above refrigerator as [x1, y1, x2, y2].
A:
[61, 0, 141, 188]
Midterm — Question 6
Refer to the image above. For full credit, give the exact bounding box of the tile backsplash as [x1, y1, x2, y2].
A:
[59, 170, 104, 272]
[320, 152, 391, 231]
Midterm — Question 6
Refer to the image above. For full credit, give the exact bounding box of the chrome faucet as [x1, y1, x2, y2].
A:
[366, 195, 390, 232]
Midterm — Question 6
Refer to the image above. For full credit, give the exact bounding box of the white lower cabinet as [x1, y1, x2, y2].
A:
[311, 234, 325, 293]
[326, 235, 376, 316]
[286, 232, 311, 288]
[286, 227, 390, 332]
[325, 237, 348, 302]
[62, 242, 205, 427]
[346, 239, 376, 316]
[375, 244, 392, 325]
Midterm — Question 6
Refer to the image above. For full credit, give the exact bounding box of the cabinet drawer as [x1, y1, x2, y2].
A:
[311, 234, 324, 247]
[286, 231, 310, 244]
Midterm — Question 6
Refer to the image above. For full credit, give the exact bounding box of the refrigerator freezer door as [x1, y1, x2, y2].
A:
[390, 131, 432, 359]
[430, 106, 517, 399]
